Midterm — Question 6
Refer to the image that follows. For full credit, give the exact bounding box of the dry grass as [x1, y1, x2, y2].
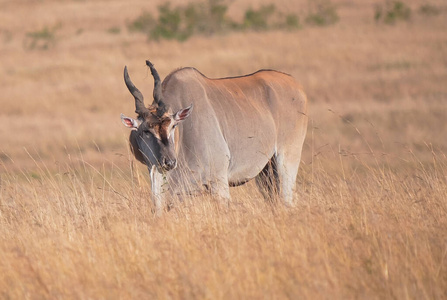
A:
[1, 151, 446, 298]
[1, 0, 447, 298]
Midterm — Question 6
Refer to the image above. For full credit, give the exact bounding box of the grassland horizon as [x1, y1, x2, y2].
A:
[1, 0, 446, 298]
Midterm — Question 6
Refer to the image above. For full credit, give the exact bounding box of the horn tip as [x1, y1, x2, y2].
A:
[146, 60, 153, 67]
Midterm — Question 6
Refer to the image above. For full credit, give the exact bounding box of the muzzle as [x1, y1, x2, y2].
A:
[161, 157, 177, 171]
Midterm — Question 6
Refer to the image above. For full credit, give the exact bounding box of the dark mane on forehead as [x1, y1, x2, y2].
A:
[149, 100, 168, 117]
[146, 105, 169, 121]
[144, 110, 170, 124]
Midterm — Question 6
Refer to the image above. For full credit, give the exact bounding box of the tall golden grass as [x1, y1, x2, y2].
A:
[1, 0, 447, 298]
[1, 148, 446, 298]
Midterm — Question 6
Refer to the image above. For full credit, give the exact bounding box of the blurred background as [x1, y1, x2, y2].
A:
[1, 0, 446, 172]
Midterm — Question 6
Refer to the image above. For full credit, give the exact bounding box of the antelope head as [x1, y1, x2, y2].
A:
[121, 60, 193, 172]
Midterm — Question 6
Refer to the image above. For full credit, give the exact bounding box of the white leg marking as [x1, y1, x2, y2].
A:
[150, 166, 167, 216]
[276, 153, 300, 206]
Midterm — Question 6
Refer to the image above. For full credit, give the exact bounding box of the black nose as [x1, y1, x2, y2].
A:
[162, 158, 176, 171]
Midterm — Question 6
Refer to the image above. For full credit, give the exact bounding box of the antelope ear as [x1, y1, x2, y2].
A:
[173, 104, 193, 122]
[121, 113, 139, 128]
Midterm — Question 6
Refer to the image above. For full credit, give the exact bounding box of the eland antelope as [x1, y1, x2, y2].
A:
[121, 60, 308, 213]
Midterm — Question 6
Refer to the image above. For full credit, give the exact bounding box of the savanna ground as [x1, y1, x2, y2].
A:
[1, 0, 446, 298]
